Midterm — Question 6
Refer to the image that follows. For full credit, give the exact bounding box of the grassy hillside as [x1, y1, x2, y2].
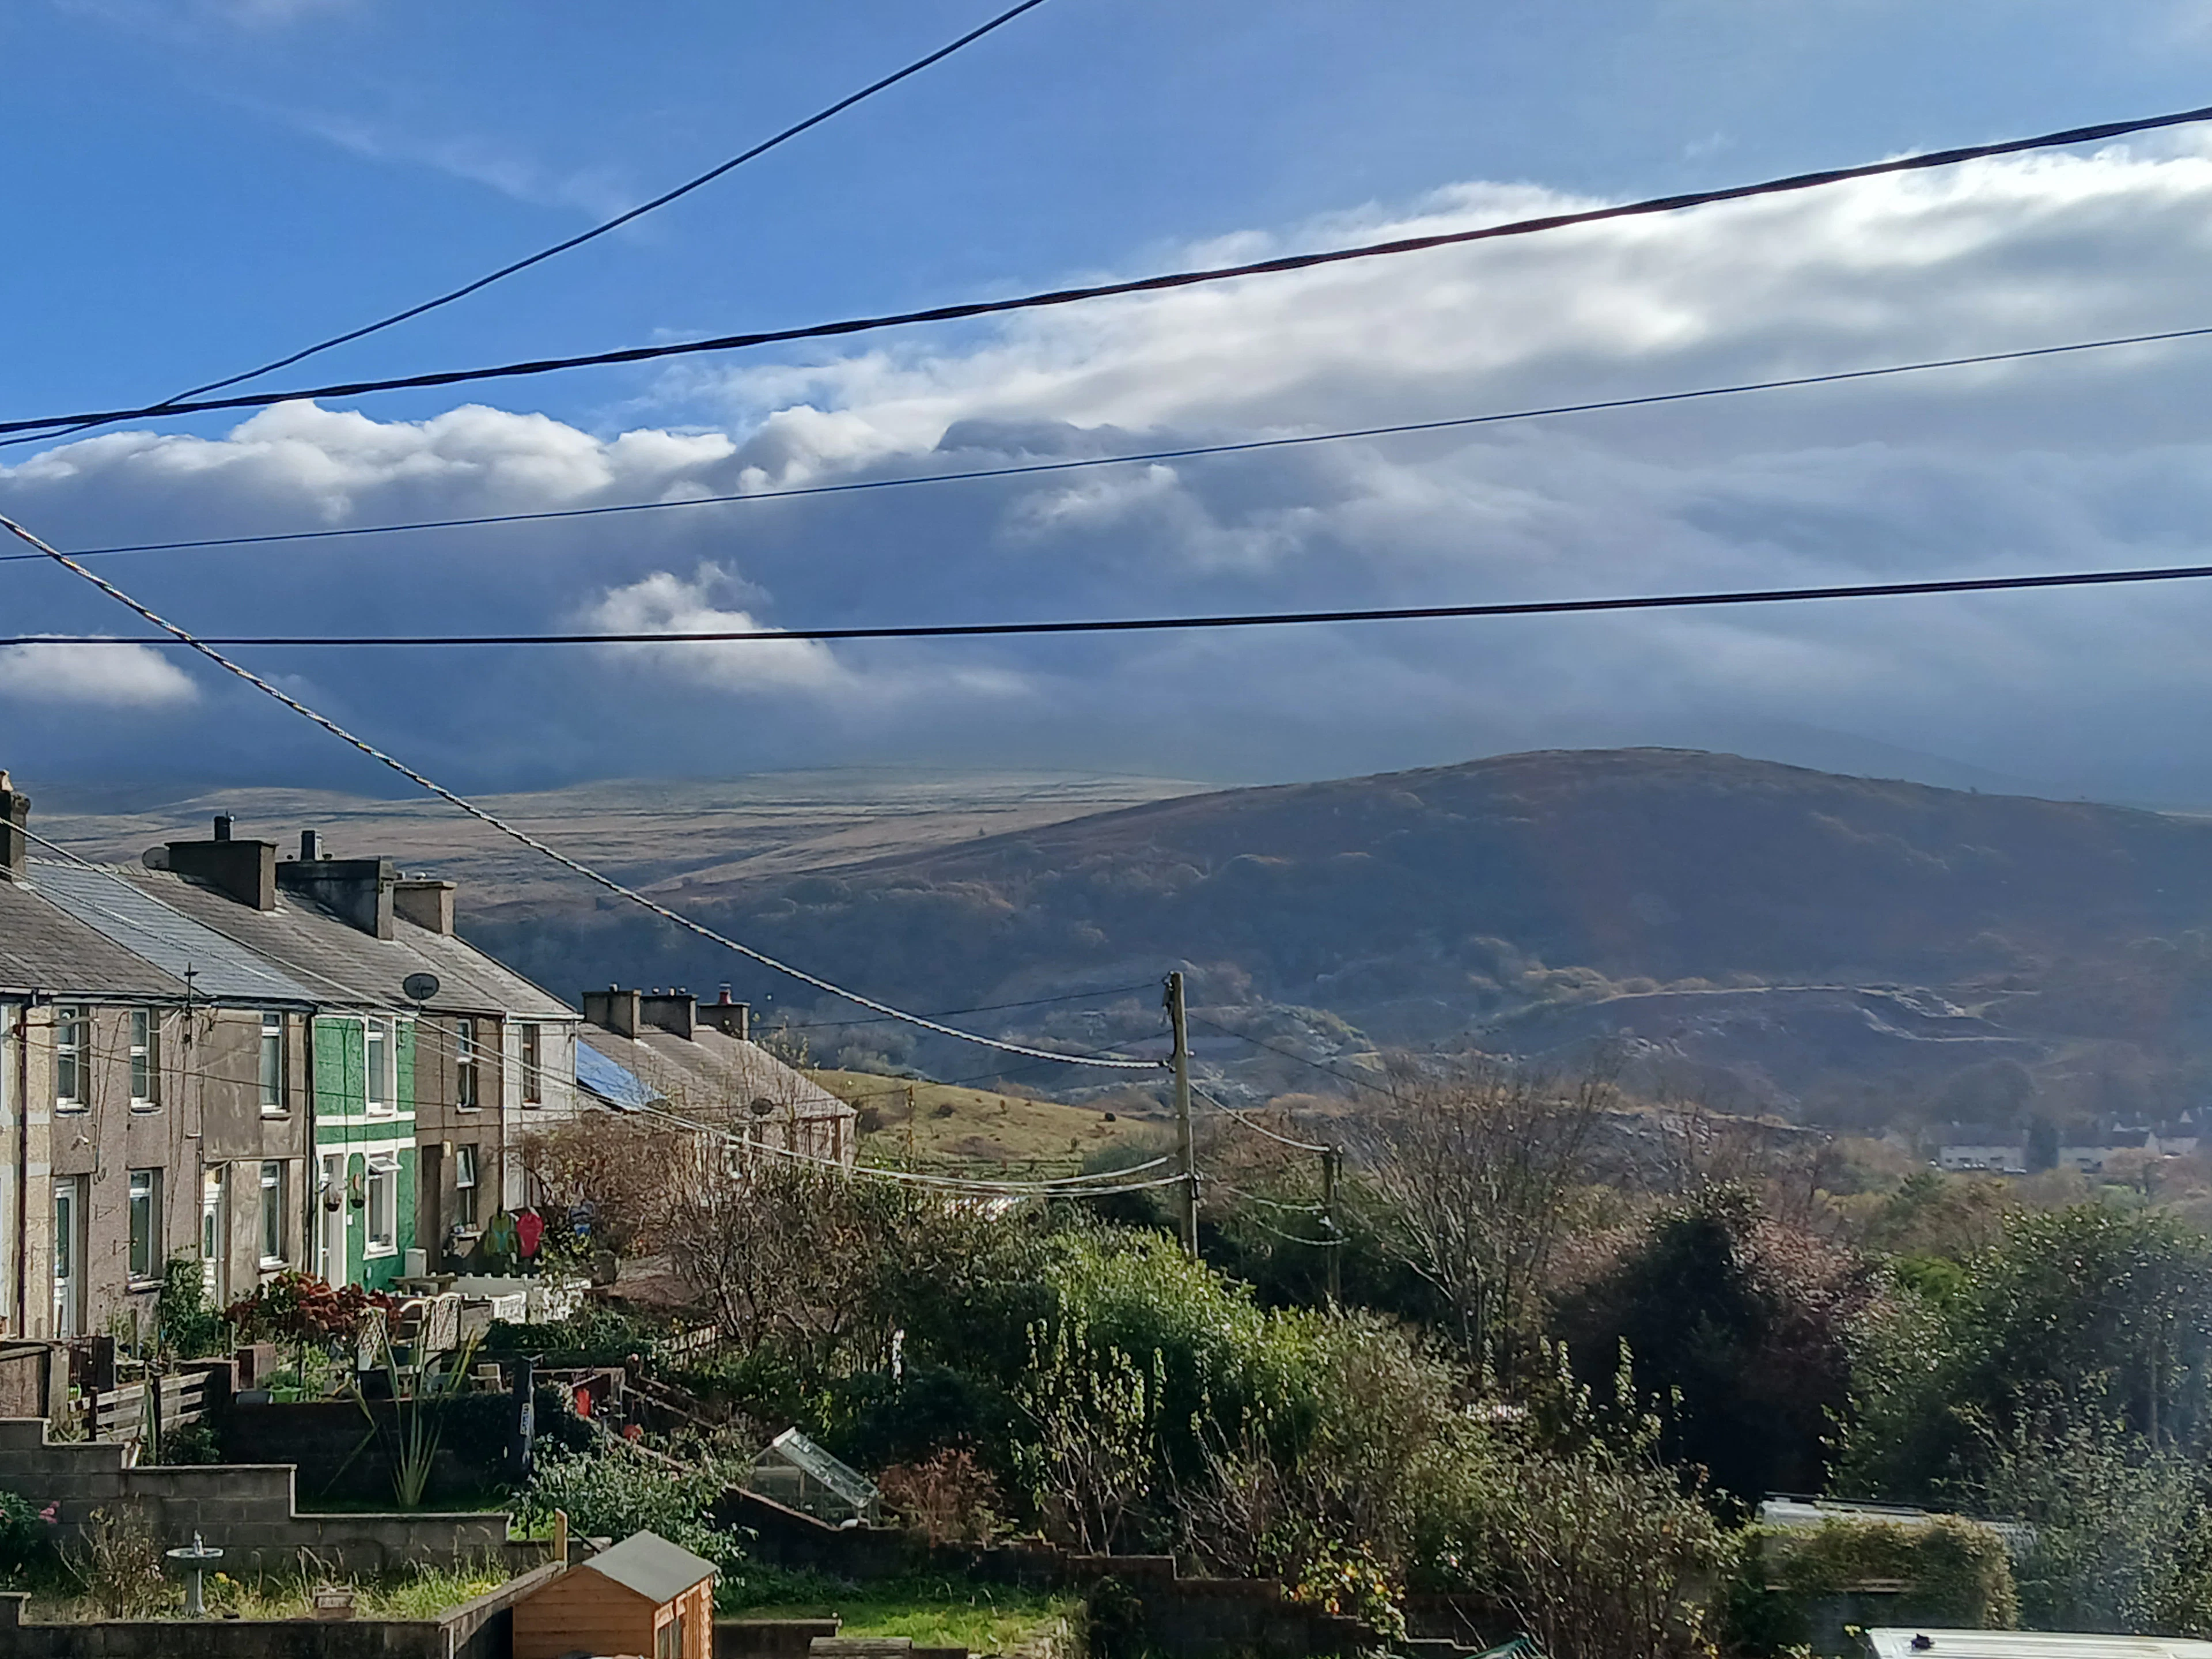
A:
[463, 749, 2212, 1125]
[810, 1069, 1159, 1176]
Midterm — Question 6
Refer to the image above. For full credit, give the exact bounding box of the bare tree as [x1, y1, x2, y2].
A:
[1360, 1060, 1608, 1382]
[517, 1109, 691, 1258]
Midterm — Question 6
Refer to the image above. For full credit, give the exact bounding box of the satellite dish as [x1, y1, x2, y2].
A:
[402, 972, 441, 1003]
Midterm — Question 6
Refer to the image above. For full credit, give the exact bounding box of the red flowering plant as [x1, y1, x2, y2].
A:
[226, 1271, 397, 1397]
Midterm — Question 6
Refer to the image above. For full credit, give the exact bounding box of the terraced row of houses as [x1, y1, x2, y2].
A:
[0, 773, 855, 1343]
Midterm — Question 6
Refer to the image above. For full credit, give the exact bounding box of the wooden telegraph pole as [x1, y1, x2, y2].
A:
[1166, 971, 1198, 1257]
[1323, 1145, 1343, 1308]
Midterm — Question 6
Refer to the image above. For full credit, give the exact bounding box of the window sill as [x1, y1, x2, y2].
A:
[130, 1103, 160, 1114]
[126, 1278, 160, 1293]
[258, 1257, 287, 1271]
[259, 1109, 290, 1119]
[364, 1245, 397, 1259]
[55, 1104, 87, 1114]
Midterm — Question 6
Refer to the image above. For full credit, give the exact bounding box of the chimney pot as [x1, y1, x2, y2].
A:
[213, 813, 233, 842]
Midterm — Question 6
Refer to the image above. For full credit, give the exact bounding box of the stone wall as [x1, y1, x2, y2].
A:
[0, 1558, 558, 1658]
[0, 1418, 542, 1576]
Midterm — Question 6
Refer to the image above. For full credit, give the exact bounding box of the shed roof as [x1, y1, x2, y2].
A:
[0, 877, 188, 999]
[1866, 1632, 2212, 1659]
[27, 861, 319, 1004]
[581, 1529, 717, 1604]
[116, 866, 575, 1018]
[581, 1022, 851, 1124]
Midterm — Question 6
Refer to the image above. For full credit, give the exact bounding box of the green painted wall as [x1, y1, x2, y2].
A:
[310, 1016, 416, 1291]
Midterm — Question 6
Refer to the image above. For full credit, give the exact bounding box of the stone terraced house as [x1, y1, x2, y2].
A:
[0, 773, 584, 1332]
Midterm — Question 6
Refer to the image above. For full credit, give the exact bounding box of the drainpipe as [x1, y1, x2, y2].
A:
[10, 997, 26, 1335]
[301, 1014, 317, 1276]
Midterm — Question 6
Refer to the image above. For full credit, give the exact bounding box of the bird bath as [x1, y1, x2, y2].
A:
[165, 1532, 224, 1616]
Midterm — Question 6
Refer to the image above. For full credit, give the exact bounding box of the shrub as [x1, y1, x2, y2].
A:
[65, 1505, 169, 1618]
[878, 1448, 1006, 1545]
[517, 1444, 743, 1568]
[0, 1488, 56, 1580]
[1721, 1518, 2018, 1654]
[155, 1256, 229, 1360]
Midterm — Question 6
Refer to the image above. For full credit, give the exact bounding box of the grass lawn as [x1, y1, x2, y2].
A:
[723, 1570, 1078, 1654]
[812, 1068, 1157, 1178]
[18, 1560, 510, 1622]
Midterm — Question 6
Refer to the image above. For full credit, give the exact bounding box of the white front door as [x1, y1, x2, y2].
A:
[201, 1167, 228, 1303]
[320, 1154, 346, 1285]
[51, 1179, 83, 1338]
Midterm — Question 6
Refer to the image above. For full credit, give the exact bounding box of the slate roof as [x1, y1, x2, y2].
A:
[577, 1041, 662, 1111]
[28, 861, 319, 1005]
[581, 1529, 717, 1604]
[579, 1021, 850, 1123]
[0, 878, 187, 999]
[113, 866, 576, 1020]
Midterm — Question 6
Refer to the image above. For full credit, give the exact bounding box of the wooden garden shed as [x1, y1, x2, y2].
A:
[514, 1529, 717, 1659]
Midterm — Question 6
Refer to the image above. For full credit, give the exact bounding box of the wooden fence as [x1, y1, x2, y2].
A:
[78, 1366, 218, 1449]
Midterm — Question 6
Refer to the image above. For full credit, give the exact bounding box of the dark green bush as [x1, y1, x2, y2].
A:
[0, 1488, 56, 1580]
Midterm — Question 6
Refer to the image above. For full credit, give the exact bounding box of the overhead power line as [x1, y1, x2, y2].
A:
[17, 314, 2212, 571]
[0, 510, 1159, 1073]
[21, 556, 2212, 649]
[5, 99, 2211, 441]
[21, 0, 1053, 449]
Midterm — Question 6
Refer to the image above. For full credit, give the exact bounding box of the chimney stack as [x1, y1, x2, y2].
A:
[276, 855, 395, 940]
[700, 986, 751, 1041]
[583, 986, 643, 1038]
[0, 772, 28, 881]
[300, 830, 321, 862]
[641, 990, 697, 1041]
[168, 820, 278, 910]
[393, 877, 457, 936]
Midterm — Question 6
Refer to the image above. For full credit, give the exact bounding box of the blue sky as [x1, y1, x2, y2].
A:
[12, 0, 2212, 801]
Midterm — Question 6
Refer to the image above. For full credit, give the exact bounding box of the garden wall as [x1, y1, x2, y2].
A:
[219, 1395, 523, 1508]
[0, 1418, 543, 1576]
[724, 1488, 1380, 1659]
[0, 1558, 559, 1658]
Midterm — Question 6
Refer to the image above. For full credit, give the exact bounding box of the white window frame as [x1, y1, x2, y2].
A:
[365, 1018, 393, 1116]
[259, 1012, 287, 1116]
[521, 1022, 543, 1106]
[129, 1009, 160, 1109]
[54, 1005, 87, 1111]
[259, 1161, 287, 1267]
[127, 1168, 162, 1285]
[456, 1018, 480, 1111]
[453, 1143, 479, 1228]
[365, 1153, 398, 1256]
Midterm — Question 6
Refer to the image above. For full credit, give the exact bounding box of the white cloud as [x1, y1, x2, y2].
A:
[0, 642, 196, 708]
[279, 108, 636, 218]
[581, 567, 849, 695]
[20, 142, 2212, 793]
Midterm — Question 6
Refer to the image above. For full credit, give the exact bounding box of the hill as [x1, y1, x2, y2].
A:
[459, 749, 2212, 1128]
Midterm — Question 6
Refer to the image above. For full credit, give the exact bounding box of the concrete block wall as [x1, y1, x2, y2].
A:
[0, 1417, 541, 1575]
[0, 1557, 559, 1658]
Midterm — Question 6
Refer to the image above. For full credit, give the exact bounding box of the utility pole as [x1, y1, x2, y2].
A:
[1166, 971, 1198, 1258]
[1322, 1146, 1342, 1309]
